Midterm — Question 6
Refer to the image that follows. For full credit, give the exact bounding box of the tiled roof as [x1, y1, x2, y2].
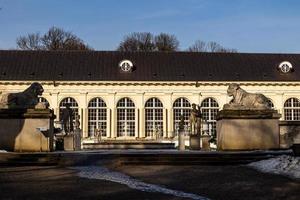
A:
[0, 50, 299, 82]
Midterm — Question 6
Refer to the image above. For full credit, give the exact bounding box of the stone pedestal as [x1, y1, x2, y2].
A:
[279, 121, 300, 149]
[189, 134, 201, 150]
[201, 135, 211, 151]
[64, 135, 74, 151]
[217, 109, 281, 151]
[74, 129, 82, 151]
[64, 130, 81, 151]
[0, 109, 55, 152]
[178, 130, 185, 150]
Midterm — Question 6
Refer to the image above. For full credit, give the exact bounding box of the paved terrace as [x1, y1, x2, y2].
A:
[0, 149, 293, 166]
[0, 150, 299, 200]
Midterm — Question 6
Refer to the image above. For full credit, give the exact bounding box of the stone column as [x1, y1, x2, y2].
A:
[107, 93, 116, 139]
[111, 108, 117, 138]
[82, 108, 88, 138]
[106, 108, 111, 138]
[79, 92, 88, 137]
[139, 108, 145, 138]
[50, 92, 59, 120]
[164, 93, 174, 138]
[278, 92, 284, 120]
[163, 108, 167, 138]
[168, 108, 174, 138]
[135, 108, 139, 138]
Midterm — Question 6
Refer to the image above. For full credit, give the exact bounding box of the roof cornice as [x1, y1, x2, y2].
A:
[1, 81, 300, 87]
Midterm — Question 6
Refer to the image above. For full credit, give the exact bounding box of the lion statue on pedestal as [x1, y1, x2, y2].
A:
[0, 82, 47, 109]
[223, 83, 271, 110]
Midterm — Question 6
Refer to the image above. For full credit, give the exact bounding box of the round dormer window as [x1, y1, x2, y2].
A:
[279, 61, 293, 73]
[119, 60, 133, 72]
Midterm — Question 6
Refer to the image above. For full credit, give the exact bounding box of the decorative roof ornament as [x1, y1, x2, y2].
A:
[119, 59, 133, 72]
[278, 61, 293, 73]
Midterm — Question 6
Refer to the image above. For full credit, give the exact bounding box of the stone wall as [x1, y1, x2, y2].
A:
[0, 109, 55, 152]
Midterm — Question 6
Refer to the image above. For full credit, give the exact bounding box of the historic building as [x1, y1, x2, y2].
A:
[0, 50, 299, 140]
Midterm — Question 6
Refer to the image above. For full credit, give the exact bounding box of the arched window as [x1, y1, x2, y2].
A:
[201, 98, 219, 135]
[59, 97, 79, 124]
[267, 98, 274, 109]
[173, 98, 191, 136]
[38, 97, 50, 107]
[88, 98, 107, 137]
[117, 98, 135, 137]
[145, 98, 163, 138]
[284, 98, 300, 121]
[38, 97, 49, 104]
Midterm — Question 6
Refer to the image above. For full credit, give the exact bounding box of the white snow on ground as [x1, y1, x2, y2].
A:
[71, 166, 210, 200]
[0, 150, 7, 153]
[248, 155, 300, 179]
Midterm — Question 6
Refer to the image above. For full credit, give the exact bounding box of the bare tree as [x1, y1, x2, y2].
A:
[154, 33, 179, 52]
[206, 42, 223, 52]
[16, 27, 92, 50]
[117, 32, 155, 52]
[117, 32, 179, 52]
[17, 33, 43, 50]
[188, 40, 237, 53]
[187, 40, 207, 52]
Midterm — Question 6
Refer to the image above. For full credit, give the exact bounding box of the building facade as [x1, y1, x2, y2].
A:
[0, 51, 300, 140]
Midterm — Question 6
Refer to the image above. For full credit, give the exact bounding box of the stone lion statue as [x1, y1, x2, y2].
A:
[0, 82, 46, 109]
[223, 83, 270, 110]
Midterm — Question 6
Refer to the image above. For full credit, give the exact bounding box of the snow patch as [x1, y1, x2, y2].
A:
[248, 155, 300, 179]
[71, 166, 210, 200]
[0, 150, 7, 153]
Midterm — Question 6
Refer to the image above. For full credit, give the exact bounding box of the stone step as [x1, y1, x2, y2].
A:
[82, 142, 176, 150]
[0, 150, 292, 166]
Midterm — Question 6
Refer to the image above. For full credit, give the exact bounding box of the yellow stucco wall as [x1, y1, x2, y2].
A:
[1, 81, 300, 138]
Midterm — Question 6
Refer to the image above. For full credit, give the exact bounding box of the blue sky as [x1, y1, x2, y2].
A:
[1, 0, 300, 53]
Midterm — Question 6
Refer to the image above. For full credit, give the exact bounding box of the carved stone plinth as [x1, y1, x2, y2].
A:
[189, 134, 201, 150]
[178, 130, 185, 150]
[63, 130, 81, 151]
[201, 135, 211, 151]
[217, 109, 281, 151]
[64, 135, 74, 151]
[0, 109, 55, 152]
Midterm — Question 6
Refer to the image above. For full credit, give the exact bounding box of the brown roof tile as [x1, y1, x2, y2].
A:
[0, 50, 299, 82]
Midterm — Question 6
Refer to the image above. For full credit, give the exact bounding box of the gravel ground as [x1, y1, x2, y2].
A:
[0, 164, 299, 200]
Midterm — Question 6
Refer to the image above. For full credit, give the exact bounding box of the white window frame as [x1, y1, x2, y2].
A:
[201, 97, 219, 135]
[88, 97, 107, 137]
[284, 98, 300, 121]
[173, 97, 191, 136]
[117, 97, 135, 137]
[145, 98, 163, 138]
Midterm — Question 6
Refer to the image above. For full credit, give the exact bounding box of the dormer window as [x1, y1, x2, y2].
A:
[119, 60, 133, 72]
[279, 61, 293, 73]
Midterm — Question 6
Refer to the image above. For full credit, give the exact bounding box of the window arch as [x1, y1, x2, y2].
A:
[117, 97, 135, 137]
[267, 98, 274, 109]
[173, 98, 191, 136]
[201, 98, 219, 135]
[145, 98, 163, 138]
[284, 98, 300, 121]
[88, 98, 107, 137]
[38, 97, 50, 107]
[59, 97, 79, 124]
[38, 97, 49, 104]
